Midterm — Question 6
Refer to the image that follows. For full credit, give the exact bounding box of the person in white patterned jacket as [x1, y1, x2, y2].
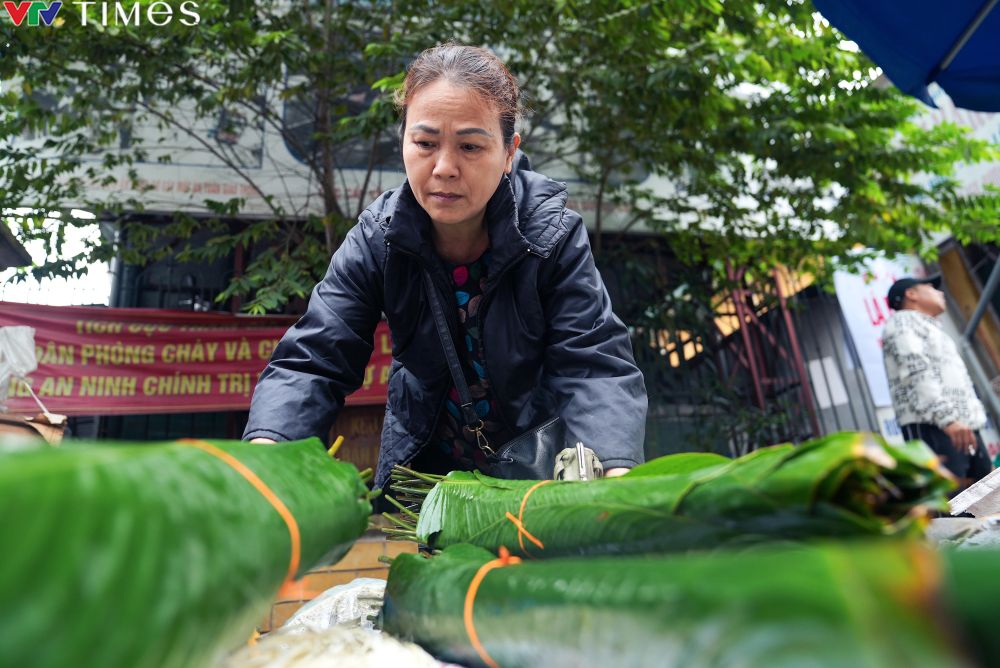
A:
[882, 275, 994, 493]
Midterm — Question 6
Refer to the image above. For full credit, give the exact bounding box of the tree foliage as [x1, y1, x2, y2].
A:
[2, 0, 997, 313]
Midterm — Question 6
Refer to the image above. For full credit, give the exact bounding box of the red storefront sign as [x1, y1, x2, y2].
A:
[0, 302, 391, 416]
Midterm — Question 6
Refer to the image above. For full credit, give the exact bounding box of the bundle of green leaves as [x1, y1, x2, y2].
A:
[383, 541, 998, 668]
[386, 432, 953, 557]
[0, 437, 372, 668]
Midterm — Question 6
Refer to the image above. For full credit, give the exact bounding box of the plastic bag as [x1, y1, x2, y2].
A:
[285, 578, 386, 632]
[0, 326, 37, 406]
[951, 466, 1000, 517]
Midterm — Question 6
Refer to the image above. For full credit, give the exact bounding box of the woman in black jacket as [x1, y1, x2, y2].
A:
[244, 44, 647, 488]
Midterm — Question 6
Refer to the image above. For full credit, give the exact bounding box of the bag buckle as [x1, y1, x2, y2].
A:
[465, 419, 495, 457]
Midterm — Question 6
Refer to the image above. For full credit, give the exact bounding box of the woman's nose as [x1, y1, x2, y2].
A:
[432, 148, 459, 179]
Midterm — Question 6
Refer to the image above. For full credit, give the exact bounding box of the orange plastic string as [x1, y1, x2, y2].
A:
[510, 479, 552, 556]
[180, 439, 301, 582]
[503, 512, 544, 550]
[463, 547, 522, 668]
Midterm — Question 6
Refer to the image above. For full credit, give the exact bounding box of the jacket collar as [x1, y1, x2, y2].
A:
[383, 175, 529, 276]
[381, 151, 571, 274]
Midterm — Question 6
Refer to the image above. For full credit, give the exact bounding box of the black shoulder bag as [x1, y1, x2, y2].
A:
[421, 270, 565, 480]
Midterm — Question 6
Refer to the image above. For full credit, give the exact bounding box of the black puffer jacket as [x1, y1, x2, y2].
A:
[244, 154, 647, 488]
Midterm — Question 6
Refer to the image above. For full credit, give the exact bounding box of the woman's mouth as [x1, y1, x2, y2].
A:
[430, 192, 462, 202]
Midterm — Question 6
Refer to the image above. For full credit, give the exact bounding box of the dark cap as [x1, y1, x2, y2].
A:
[887, 275, 942, 310]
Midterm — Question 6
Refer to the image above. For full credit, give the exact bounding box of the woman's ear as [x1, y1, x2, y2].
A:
[504, 133, 522, 174]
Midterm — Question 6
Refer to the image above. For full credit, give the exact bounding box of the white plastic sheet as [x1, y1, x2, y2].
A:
[950, 467, 1000, 517]
[0, 326, 37, 407]
[928, 515, 1000, 549]
[220, 578, 456, 667]
[220, 625, 443, 668]
[285, 578, 386, 632]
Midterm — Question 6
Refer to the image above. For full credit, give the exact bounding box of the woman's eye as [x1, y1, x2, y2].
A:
[461, 144, 482, 153]
[414, 140, 435, 149]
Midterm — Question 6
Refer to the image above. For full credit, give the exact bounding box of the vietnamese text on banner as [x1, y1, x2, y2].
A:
[0, 302, 391, 416]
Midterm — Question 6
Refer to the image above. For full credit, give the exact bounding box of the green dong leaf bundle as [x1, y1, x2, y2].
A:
[383, 541, 998, 668]
[392, 432, 953, 557]
[0, 438, 371, 668]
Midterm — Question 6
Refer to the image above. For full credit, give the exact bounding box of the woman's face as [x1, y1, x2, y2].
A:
[402, 78, 520, 231]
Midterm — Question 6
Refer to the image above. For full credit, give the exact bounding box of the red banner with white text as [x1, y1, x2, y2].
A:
[0, 302, 391, 416]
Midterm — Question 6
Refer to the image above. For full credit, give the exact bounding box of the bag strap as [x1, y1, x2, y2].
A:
[421, 270, 494, 455]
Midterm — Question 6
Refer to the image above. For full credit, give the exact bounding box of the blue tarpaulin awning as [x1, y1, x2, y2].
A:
[812, 0, 1000, 111]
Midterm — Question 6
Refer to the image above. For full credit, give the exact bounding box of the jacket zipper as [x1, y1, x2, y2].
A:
[476, 248, 535, 434]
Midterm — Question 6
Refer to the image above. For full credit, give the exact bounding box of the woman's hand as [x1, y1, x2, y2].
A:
[250, 437, 277, 445]
[604, 467, 630, 478]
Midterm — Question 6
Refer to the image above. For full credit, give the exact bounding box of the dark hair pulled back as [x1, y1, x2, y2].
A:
[395, 43, 521, 146]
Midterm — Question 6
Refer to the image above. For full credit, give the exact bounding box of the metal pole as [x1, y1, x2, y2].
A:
[773, 269, 821, 438]
[960, 340, 1000, 426]
[727, 263, 766, 410]
[960, 258, 1000, 425]
[962, 258, 1000, 341]
[930, 0, 999, 80]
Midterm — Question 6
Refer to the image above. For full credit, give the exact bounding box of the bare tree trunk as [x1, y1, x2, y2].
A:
[356, 132, 380, 219]
[317, 0, 341, 255]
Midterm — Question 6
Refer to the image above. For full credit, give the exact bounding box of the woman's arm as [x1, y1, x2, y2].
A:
[243, 222, 383, 443]
[539, 214, 648, 471]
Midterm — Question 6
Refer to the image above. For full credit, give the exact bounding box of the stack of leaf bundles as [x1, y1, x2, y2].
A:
[385, 432, 953, 557]
[0, 437, 372, 668]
